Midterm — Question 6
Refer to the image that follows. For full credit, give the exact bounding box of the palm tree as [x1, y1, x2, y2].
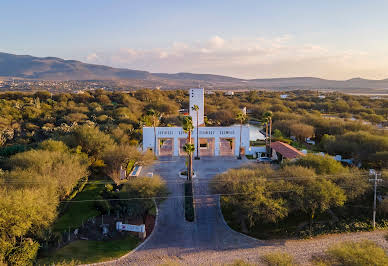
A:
[183, 143, 195, 181]
[182, 116, 194, 180]
[192, 104, 200, 160]
[263, 111, 273, 156]
[147, 109, 160, 155]
[236, 111, 247, 159]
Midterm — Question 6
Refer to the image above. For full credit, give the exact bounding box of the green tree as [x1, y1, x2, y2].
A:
[297, 178, 346, 233]
[236, 111, 247, 159]
[212, 168, 288, 227]
[182, 116, 194, 181]
[146, 109, 160, 155]
[289, 123, 314, 142]
[262, 111, 273, 156]
[102, 144, 154, 184]
[71, 125, 114, 160]
[118, 176, 168, 223]
[9, 149, 89, 199]
[192, 104, 200, 159]
[293, 154, 347, 175]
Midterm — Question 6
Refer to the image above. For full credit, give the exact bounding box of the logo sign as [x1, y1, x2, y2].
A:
[116, 222, 145, 233]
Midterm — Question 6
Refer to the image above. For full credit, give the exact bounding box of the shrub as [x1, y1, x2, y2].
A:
[293, 154, 346, 175]
[262, 252, 296, 266]
[314, 240, 388, 266]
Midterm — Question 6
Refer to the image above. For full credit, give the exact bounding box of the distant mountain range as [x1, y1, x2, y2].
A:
[1, 52, 388, 91]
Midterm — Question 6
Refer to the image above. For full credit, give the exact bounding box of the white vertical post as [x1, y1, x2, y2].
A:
[369, 169, 382, 230]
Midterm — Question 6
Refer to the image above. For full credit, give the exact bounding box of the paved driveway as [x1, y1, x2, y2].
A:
[106, 157, 262, 265]
[100, 157, 388, 265]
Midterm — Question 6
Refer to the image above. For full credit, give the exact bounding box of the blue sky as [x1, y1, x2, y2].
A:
[1, 0, 388, 79]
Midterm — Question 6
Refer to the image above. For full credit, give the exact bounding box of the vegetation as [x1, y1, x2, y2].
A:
[38, 235, 139, 264]
[313, 240, 388, 266]
[0, 89, 387, 263]
[214, 155, 376, 238]
[116, 176, 168, 223]
[262, 252, 296, 266]
[182, 116, 194, 181]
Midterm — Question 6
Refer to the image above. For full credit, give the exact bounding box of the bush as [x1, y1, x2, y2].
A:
[314, 240, 388, 266]
[262, 252, 296, 266]
[184, 182, 195, 222]
[293, 154, 346, 175]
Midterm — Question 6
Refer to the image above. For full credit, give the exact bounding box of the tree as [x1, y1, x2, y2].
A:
[71, 125, 114, 160]
[262, 111, 273, 156]
[192, 104, 200, 159]
[9, 148, 89, 200]
[0, 187, 57, 264]
[118, 176, 167, 223]
[182, 116, 194, 181]
[293, 154, 347, 175]
[236, 111, 247, 159]
[296, 178, 346, 233]
[212, 168, 288, 227]
[38, 139, 69, 153]
[289, 123, 314, 142]
[146, 109, 160, 155]
[102, 144, 154, 184]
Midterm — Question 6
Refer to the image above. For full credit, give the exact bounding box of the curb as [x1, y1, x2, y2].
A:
[85, 198, 160, 265]
[216, 196, 262, 243]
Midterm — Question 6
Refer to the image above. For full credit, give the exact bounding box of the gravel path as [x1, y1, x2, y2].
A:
[97, 157, 387, 266]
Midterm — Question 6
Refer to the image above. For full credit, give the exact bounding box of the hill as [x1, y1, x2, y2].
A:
[1, 52, 388, 90]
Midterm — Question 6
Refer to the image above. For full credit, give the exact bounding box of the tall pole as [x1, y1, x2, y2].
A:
[196, 110, 199, 159]
[188, 130, 192, 181]
[369, 170, 382, 230]
[265, 122, 268, 155]
[238, 122, 242, 159]
[269, 117, 272, 155]
[153, 119, 157, 156]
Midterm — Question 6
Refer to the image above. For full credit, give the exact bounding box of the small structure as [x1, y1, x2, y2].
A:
[116, 222, 146, 239]
[280, 94, 289, 99]
[270, 141, 305, 162]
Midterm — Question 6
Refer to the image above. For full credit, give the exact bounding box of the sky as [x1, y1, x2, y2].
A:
[1, 0, 388, 80]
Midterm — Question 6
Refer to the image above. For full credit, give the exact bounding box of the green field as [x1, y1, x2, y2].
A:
[38, 235, 139, 265]
[53, 180, 105, 232]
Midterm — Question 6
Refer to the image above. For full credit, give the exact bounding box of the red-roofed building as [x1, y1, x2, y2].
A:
[270, 141, 305, 162]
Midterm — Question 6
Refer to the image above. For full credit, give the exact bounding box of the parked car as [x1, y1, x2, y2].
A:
[257, 157, 273, 164]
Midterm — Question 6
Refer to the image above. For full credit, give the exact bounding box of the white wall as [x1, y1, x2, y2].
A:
[143, 125, 250, 156]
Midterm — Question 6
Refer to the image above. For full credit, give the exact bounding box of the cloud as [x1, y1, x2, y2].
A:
[209, 36, 225, 49]
[84, 35, 388, 79]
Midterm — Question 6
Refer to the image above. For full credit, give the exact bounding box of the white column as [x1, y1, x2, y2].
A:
[173, 136, 179, 156]
[214, 137, 220, 156]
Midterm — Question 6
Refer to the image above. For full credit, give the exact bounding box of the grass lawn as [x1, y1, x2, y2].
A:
[53, 180, 105, 232]
[38, 235, 140, 265]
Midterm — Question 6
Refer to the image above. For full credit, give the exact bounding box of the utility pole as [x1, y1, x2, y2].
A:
[369, 169, 382, 229]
